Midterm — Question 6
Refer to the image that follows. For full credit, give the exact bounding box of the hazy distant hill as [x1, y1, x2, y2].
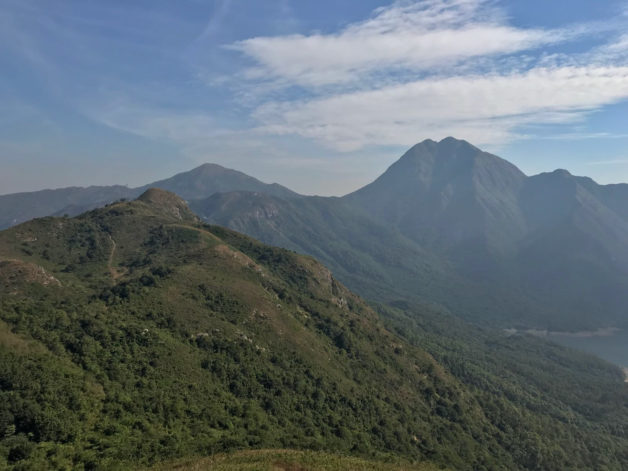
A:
[0, 185, 136, 230]
[516, 169, 628, 327]
[139, 163, 297, 201]
[195, 138, 628, 330]
[0, 164, 296, 230]
[1, 189, 626, 469]
[343, 138, 628, 328]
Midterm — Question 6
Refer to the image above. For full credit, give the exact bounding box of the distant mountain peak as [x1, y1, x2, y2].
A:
[399, 137, 492, 166]
[144, 163, 298, 201]
[408, 136, 478, 150]
[377, 136, 525, 186]
[191, 162, 242, 175]
[440, 136, 463, 143]
[197, 162, 225, 170]
[344, 137, 528, 253]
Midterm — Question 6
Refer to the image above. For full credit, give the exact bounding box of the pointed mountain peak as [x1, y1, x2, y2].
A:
[344, 138, 527, 243]
[137, 188, 197, 221]
[440, 136, 462, 143]
[400, 137, 486, 163]
[347, 138, 527, 200]
[393, 137, 523, 179]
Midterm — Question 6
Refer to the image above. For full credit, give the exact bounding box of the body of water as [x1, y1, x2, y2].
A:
[546, 329, 628, 369]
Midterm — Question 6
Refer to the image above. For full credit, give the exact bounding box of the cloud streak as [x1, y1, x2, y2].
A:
[231, 0, 564, 88]
[222, 0, 628, 152]
[252, 66, 628, 150]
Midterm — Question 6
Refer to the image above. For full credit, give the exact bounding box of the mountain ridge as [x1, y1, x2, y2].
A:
[191, 138, 628, 330]
[3, 138, 628, 329]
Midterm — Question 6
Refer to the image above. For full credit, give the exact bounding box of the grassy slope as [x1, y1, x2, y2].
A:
[150, 449, 442, 471]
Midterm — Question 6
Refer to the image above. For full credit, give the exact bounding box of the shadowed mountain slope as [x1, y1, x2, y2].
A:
[191, 191, 549, 328]
[344, 137, 527, 257]
[190, 191, 453, 302]
[339, 138, 628, 328]
[195, 138, 628, 330]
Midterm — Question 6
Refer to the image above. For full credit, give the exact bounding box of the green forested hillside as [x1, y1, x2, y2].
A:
[378, 302, 628, 470]
[0, 190, 626, 470]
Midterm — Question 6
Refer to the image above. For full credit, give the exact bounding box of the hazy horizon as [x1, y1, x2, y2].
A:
[2, 0, 628, 195]
[3, 136, 628, 198]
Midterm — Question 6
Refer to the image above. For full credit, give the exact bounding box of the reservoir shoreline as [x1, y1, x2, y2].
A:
[504, 327, 620, 338]
[507, 328, 628, 380]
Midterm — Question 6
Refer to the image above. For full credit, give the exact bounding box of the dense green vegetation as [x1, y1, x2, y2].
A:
[0, 191, 478, 469]
[378, 302, 628, 470]
[0, 190, 626, 470]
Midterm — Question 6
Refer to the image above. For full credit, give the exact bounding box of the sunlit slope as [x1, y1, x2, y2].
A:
[0, 189, 496, 469]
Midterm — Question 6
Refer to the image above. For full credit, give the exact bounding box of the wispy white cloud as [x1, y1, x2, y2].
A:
[68, 0, 628, 159]
[230, 0, 565, 88]
[11, 0, 627, 165]
[252, 66, 628, 151]
[210, 0, 628, 152]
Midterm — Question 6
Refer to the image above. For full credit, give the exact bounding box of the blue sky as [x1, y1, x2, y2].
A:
[2, 0, 628, 195]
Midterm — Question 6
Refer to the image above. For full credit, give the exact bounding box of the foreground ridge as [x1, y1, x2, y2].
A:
[0, 192, 626, 469]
